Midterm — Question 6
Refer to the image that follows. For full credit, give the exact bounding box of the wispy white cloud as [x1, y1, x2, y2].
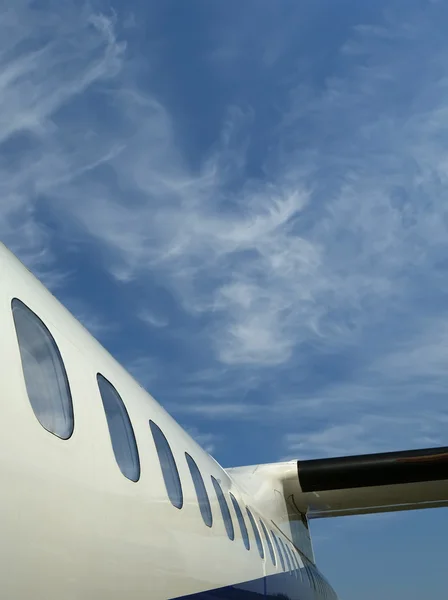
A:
[284, 412, 448, 460]
[139, 309, 169, 328]
[66, 299, 119, 340]
[183, 425, 223, 454]
[2, 1, 448, 462]
[53, 2, 448, 374]
[174, 402, 257, 419]
[0, 0, 124, 286]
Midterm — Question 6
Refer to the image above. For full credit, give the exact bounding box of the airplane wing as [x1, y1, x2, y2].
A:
[295, 446, 448, 519]
[228, 445, 448, 563]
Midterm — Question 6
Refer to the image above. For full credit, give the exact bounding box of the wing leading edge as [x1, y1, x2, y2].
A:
[295, 446, 448, 519]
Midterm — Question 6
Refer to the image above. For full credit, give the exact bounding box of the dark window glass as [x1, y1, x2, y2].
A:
[322, 577, 328, 598]
[279, 538, 292, 574]
[272, 533, 285, 571]
[286, 546, 298, 578]
[246, 508, 264, 559]
[301, 564, 311, 587]
[211, 476, 234, 540]
[315, 574, 320, 593]
[185, 453, 213, 527]
[290, 549, 299, 570]
[12, 299, 74, 439]
[316, 570, 325, 595]
[306, 564, 317, 590]
[229, 493, 250, 550]
[97, 374, 140, 481]
[291, 550, 303, 582]
[304, 565, 312, 588]
[260, 520, 276, 565]
[150, 420, 183, 508]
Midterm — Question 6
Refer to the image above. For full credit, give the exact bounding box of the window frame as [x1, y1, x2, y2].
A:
[259, 520, 276, 566]
[272, 533, 286, 571]
[12, 298, 74, 440]
[185, 452, 213, 527]
[306, 562, 318, 591]
[291, 549, 303, 582]
[279, 538, 292, 574]
[97, 373, 141, 482]
[315, 569, 325, 596]
[229, 492, 250, 551]
[286, 545, 298, 579]
[246, 507, 264, 559]
[211, 476, 234, 541]
[149, 420, 183, 508]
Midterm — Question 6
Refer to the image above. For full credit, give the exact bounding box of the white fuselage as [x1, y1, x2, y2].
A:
[0, 243, 335, 600]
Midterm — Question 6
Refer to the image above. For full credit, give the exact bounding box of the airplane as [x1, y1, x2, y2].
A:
[0, 240, 446, 599]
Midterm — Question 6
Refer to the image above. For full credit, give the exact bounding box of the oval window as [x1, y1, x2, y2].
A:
[150, 420, 183, 508]
[229, 493, 250, 551]
[279, 538, 292, 574]
[246, 507, 264, 558]
[211, 476, 234, 540]
[185, 453, 213, 527]
[272, 533, 285, 571]
[260, 520, 276, 565]
[286, 545, 297, 578]
[12, 299, 74, 439]
[97, 374, 140, 482]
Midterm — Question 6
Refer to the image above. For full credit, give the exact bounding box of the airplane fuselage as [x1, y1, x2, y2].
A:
[0, 243, 335, 599]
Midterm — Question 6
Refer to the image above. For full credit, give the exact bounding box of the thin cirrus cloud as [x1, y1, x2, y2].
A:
[139, 310, 169, 329]
[0, 1, 124, 285]
[1, 0, 448, 466]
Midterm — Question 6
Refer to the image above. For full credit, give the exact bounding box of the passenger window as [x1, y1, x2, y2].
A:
[301, 564, 311, 587]
[149, 420, 183, 508]
[211, 476, 234, 540]
[279, 538, 292, 574]
[12, 299, 74, 439]
[272, 533, 285, 571]
[246, 508, 264, 559]
[317, 571, 325, 596]
[322, 577, 328, 598]
[307, 564, 317, 590]
[316, 569, 323, 594]
[260, 520, 276, 565]
[229, 493, 250, 550]
[97, 374, 140, 481]
[318, 571, 323, 591]
[304, 564, 313, 588]
[185, 453, 213, 527]
[286, 546, 297, 578]
[291, 550, 303, 581]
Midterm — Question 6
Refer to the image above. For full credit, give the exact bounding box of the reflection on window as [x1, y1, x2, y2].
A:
[211, 476, 234, 540]
[150, 420, 183, 508]
[315, 568, 324, 596]
[260, 520, 276, 565]
[12, 299, 74, 439]
[97, 374, 140, 481]
[286, 546, 297, 578]
[229, 493, 250, 551]
[301, 564, 311, 587]
[291, 549, 303, 582]
[185, 453, 213, 527]
[305, 562, 317, 590]
[246, 508, 264, 559]
[279, 538, 292, 574]
[272, 533, 285, 571]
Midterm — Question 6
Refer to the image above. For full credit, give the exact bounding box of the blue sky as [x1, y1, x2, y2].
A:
[1, 0, 448, 598]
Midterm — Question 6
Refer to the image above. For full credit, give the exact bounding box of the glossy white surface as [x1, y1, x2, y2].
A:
[0, 243, 319, 600]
